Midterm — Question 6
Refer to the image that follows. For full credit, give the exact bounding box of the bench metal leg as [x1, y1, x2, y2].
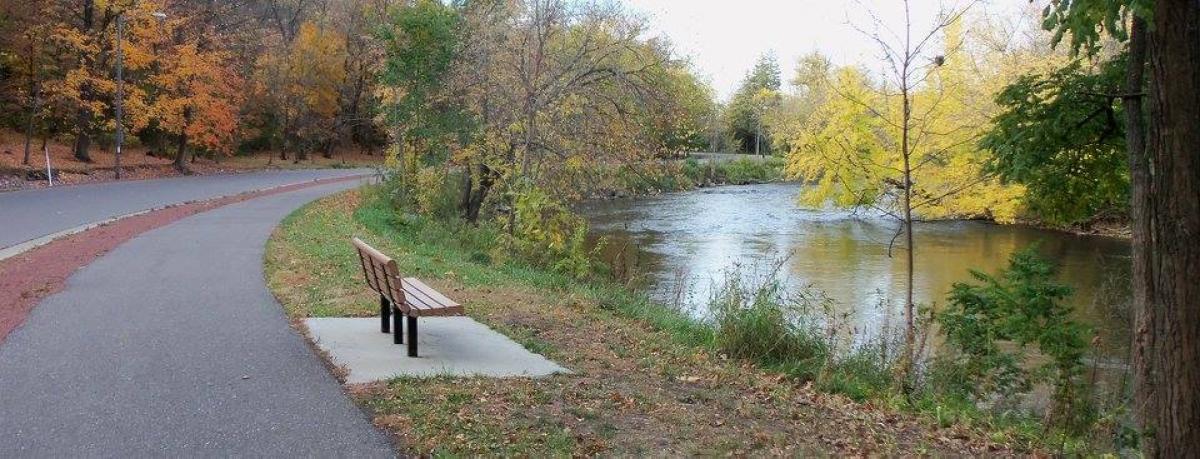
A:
[380, 295, 390, 333]
[407, 316, 418, 357]
[393, 309, 403, 344]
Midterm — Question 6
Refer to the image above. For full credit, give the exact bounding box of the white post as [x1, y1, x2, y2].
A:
[44, 143, 53, 186]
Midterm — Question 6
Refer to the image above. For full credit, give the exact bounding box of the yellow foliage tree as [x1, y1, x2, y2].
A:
[254, 21, 347, 161]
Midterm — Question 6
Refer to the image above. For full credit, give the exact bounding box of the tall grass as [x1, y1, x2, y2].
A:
[708, 268, 830, 375]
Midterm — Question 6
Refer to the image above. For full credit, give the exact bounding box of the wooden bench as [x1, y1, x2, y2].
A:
[352, 237, 463, 357]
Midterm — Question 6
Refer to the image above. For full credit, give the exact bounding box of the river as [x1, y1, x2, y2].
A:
[579, 182, 1133, 363]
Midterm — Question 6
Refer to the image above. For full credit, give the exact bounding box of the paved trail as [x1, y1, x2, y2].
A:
[0, 179, 394, 456]
[0, 169, 371, 250]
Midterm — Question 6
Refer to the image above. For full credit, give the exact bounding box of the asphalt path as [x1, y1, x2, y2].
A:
[0, 179, 394, 456]
[0, 169, 372, 250]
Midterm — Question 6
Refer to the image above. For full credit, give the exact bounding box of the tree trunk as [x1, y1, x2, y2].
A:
[174, 109, 191, 173]
[467, 164, 496, 224]
[901, 87, 915, 380]
[897, 0, 917, 383]
[22, 86, 38, 166]
[460, 162, 474, 217]
[1136, 0, 1200, 455]
[73, 128, 92, 162]
[72, 0, 95, 163]
[1124, 16, 1157, 449]
[323, 139, 335, 159]
[22, 38, 40, 166]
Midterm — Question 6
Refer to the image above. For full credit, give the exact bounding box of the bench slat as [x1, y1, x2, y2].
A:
[354, 237, 407, 305]
[403, 278, 459, 307]
[402, 278, 463, 317]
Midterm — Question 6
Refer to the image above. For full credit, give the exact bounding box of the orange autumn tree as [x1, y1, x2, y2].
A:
[151, 39, 244, 172]
[48, 0, 163, 162]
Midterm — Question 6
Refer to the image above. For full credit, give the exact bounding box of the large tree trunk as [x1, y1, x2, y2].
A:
[1123, 16, 1157, 451]
[466, 164, 496, 224]
[72, 0, 95, 163]
[1136, 0, 1200, 455]
[22, 87, 38, 166]
[174, 109, 191, 173]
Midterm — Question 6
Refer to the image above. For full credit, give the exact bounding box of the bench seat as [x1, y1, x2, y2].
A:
[352, 237, 464, 357]
[400, 278, 463, 317]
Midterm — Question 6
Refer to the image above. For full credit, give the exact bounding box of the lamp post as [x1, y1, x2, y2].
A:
[114, 11, 166, 180]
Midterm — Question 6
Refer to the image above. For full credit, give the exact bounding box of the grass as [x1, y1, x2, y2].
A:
[264, 185, 1019, 456]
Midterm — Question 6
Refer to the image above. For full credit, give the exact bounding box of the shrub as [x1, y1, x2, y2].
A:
[681, 157, 786, 186]
[936, 247, 1094, 433]
[509, 185, 598, 278]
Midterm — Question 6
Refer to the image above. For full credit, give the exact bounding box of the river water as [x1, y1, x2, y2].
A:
[579, 182, 1133, 362]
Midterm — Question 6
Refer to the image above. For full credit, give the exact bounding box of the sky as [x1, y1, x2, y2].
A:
[620, 0, 1032, 101]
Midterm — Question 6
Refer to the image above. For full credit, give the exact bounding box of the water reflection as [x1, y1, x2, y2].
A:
[579, 182, 1133, 361]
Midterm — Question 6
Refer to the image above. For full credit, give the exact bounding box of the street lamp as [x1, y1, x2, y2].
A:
[114, 10, 167, 180]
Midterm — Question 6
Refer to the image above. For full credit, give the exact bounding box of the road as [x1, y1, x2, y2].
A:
[0, 169, 372, 251]
[685, 152, 774, 163]
[0, 175, 394, 456]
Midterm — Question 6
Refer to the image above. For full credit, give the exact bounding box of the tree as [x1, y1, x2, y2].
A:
[371, 0, 702, 240]
[0, 0, 58, 166]
[255, 21, 347, 162]
[784, 2, 1017, 382]
[645, 65, 716, 154]
[152, 42, 245, 171]
[63, 0, 102, 162]
[764, 52, 833, 155]
[981, 58, 1130, 225]
[1046, 1, 1199, 453]
[375, 0, 470, 160]
[726, 53, 781, 153]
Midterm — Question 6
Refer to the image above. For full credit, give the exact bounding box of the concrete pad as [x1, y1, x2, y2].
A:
[305, 317, 571, 383]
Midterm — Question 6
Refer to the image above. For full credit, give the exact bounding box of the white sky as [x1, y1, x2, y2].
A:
[620, 0, 1033, 101]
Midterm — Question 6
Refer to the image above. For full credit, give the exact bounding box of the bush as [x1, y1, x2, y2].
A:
[508, 185, 598, 279]
[936, 247, 1095, 433]
[682, 157, 786, 186]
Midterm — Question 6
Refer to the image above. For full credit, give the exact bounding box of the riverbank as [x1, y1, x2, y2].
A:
[583, 156, 787, 200]
[265, 186, 1023, 456]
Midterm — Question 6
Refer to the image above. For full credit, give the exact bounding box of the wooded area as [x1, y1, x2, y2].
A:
[0, 0, 714, 171]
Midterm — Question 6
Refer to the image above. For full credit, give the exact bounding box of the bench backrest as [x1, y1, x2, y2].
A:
[352, 237, 405, 305]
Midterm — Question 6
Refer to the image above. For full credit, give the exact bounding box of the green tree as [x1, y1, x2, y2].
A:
[981, 57, 1129, 225]
[725, 53, 780, 153]
[376, 0, 471, 160]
